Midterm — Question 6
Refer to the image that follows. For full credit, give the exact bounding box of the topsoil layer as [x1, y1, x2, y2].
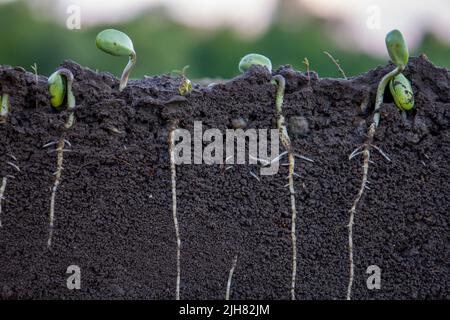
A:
[0, 56, 448, 300]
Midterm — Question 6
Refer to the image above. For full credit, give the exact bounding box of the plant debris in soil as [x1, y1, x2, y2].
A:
[0, 56, 448, 299]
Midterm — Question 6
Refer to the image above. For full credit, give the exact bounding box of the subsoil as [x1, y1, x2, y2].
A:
[0, 56, 448, 300]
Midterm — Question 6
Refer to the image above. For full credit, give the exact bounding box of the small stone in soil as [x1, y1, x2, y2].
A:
[231, 118, 247, 129]
[289, 116, 310, 138]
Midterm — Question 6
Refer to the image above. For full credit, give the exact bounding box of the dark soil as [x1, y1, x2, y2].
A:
[0, 56, 448, 300]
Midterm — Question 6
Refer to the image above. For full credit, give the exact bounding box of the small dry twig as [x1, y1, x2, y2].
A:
[302, 57, 311, 86]
[31, 63, 39, 108]
[323, 51, 347, 79]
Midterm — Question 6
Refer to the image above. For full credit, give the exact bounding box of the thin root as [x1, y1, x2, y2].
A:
[349, 145, 364, 160]
[294, 154, 314, 163]
[273, 75, 298, 300]
[346, 146, 370, 300]
[270, 151, 288, 164]
[47, 137, 65, 248]
[249, 171, 261, 182]
[64, 139, 72, 147]
[6, 162, 20, 172]
[0, 176, 7, 227]
[249, 154, 270, 166]
[225, 254, 238, 300]
[43, 141, 58, 148]
[346, 121, 380, 300]
[371, 144, 391, 162]
[169, 123, 181, 300]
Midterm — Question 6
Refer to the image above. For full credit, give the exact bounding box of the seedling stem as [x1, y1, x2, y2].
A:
[273, 75, 298, 300]
[46, 68, 76, 248]
[346, 29, 409, 300]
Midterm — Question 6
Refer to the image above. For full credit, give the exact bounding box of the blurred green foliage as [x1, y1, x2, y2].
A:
[0, 1, 449, 80]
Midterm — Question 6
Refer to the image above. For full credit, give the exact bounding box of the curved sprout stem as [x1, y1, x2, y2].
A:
[65, 86, 76, 129]
[373, 66, 404, 126]
[47, 68, 76, 248]
[119, 52, 137, 92]
[346, 64, 404, 300]
[272, 75, 298, 300]
[56, 68, 76, 129]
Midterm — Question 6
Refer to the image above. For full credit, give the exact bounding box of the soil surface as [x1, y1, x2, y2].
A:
[0, 56, 448, 300]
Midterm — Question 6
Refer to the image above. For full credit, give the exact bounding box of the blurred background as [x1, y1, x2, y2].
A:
[1, 0, 450, 80]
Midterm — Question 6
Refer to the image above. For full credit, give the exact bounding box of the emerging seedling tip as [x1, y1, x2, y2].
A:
[385, 29, 409, 68]
[239, 53, 272, 73]
[96, 29, 137, 92]
[48, 68, 75, 110]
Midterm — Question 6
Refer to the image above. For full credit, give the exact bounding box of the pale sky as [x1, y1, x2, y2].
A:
[18, 0, 450, 57]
